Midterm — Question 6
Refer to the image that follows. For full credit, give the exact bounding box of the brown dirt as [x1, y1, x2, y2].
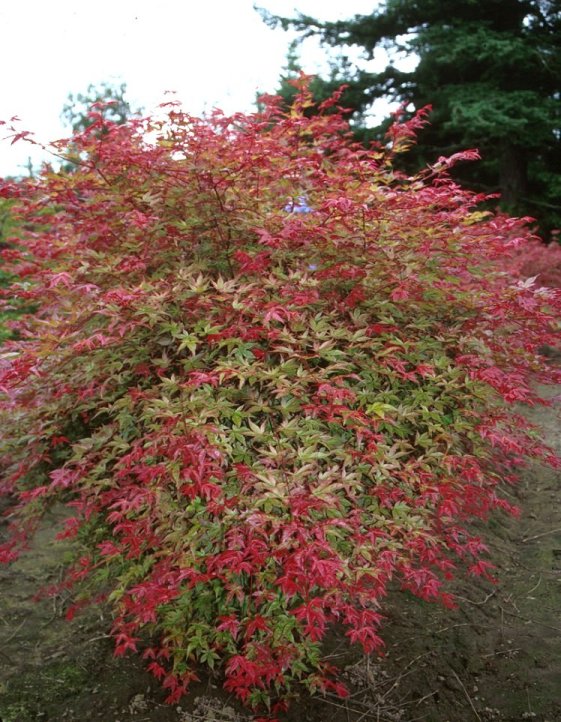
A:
[1, 386, 561, 722]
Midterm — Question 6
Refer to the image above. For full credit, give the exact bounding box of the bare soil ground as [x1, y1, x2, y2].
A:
[1, 386, 560, 722]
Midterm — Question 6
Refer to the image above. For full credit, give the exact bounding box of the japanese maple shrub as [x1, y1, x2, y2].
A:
[1, 85, 560, 713]
[504, 234, 561, 290]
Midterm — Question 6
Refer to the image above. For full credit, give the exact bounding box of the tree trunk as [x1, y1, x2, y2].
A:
[499, 142, 527, 212]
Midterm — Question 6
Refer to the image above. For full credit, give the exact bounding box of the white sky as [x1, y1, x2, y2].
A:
[0, 0, 384, 177]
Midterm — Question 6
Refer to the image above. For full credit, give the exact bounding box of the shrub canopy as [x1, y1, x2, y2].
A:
[1, 84, 560, 713]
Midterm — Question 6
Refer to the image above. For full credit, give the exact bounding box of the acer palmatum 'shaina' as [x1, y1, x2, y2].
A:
[1, 80, 560, 714]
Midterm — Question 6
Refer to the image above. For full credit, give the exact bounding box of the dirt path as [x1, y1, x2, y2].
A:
[1, 387, 560, 722]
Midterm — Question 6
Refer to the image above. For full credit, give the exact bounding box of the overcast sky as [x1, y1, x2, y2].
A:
[0, 0, 385, 177]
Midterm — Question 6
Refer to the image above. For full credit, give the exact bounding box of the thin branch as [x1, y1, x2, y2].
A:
[451, 669, 482, 722]
[522, 527, 561, 543]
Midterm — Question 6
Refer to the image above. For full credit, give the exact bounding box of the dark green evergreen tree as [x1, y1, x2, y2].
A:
[261, 1, 561, 237]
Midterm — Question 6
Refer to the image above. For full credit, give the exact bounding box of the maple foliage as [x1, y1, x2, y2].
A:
[1, 81, 561, 714]
[504, 235, 561, 290]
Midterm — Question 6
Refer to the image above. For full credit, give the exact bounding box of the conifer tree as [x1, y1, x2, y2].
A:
[261, 0, 561, 236]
